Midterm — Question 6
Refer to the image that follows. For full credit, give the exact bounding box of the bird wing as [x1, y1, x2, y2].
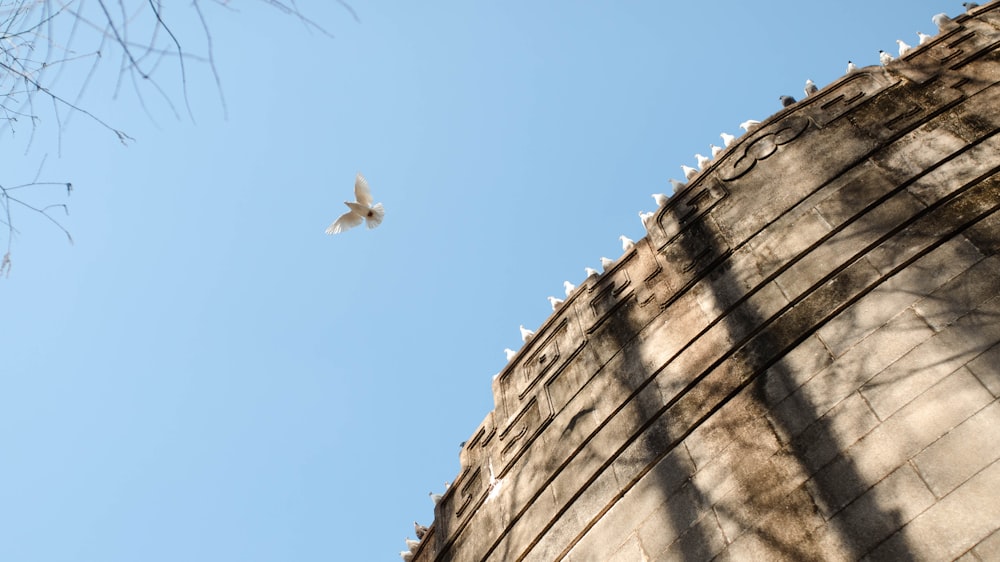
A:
[325, 208, 364, 234]
[354, 173, 373, 207]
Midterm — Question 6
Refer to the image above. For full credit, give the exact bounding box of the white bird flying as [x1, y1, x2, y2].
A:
[414, 522, 429, 539]
[639, 211, 655, 229]
[504, 348, 517, 361]
[721, 132, 736, 147]
[694, 153, 711, 170]
[804, 79, 818, 96]
[652, 193, 670, 207]
[896, 39, 913, 57]
[668, 179, 686, 194]
[879, 50, 893, 66]
[519, 325, 535, 342]
[548, 296, 564, 310]
[600, 256, 615, 271]
[563, 280, 575, 296]
[585, 266, 600, 277]
[739, 120, 761, 132]
[325, 172, 385, 234]
[917, 31, 933, 45]
[932, 13, 952, 32]
[681, 165, 698, 180]
[710, 144, 723, 158]
[620, 235, 635, 251]
[846, 60, 858, 73]
[406, 538, 420, 552]
[429, 492, 444, 505]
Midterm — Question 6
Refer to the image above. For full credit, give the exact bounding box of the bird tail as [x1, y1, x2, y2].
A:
[366, 203, 385, 229]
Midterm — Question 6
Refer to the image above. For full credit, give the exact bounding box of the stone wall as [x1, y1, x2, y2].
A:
[413, 5, 1000, 560]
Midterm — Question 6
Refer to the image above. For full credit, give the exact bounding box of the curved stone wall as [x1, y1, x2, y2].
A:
[414, 5, 1000, 560]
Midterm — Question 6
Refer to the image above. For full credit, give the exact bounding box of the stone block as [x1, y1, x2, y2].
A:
[633, 481, 711, 558]
[967, 342, 1000, 397]
[912, 401, 1000, 498]
[864, 458, 1000, 561]
[810, 368, 993, 516]
[912, 254, 1000, 332]
[789, 391, 881, 474]
[758, 334, 834, 411]
[774, 309, 934, 439]
[861, 296, 1000, 420]
[822, 464, 936, 557]
[655, 510, 728, 561]
[973, 528, 1000, 561]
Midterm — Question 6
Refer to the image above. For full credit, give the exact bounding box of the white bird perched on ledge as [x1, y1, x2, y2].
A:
[585, 266, 600, 278]
[405, 538, 420, 552]
[429, 491, 444, 505]
[846, 60, 858, 73]
[519, 325, 535, 342]
[720, 132, 736, 147]
[879, 49, 894, 66]
[639, 211, 655, 229]
[652, 192, 670, 207]
[547, 296, 564, 310]
[896, 39, 913, 57]
[668, 179, 686, 194]
[600, 257, 615, 271]
[739, 120, 761, 132]
[710, 144, 723, 158]
[932, 13, 953, 32]
[694, 153, 711, 170]
[620, 235, 635, 251]
[804, 79, 818, 97]
[325, 172, 384, 234]
[414, 522, 428, 539]
[504, 348, 516, 361]
[400, 551, 413, 562]
[563, 280, 576, 296]
[917, 31, 933, 45]
[681, 165, 699, 180]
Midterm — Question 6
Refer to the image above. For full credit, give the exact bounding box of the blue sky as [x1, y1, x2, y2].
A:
[0, 1, 962, 560]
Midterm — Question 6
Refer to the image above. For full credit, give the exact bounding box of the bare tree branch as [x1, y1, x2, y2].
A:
[0, 0, 349, 276]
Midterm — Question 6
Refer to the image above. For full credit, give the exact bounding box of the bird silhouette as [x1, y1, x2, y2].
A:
[326, 172, 384, 234]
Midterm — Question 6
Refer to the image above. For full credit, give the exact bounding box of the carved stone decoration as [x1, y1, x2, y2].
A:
[718, 116, 810, 181]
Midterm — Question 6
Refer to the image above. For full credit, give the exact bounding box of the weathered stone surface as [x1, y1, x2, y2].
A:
[415, 7, 1000, 561]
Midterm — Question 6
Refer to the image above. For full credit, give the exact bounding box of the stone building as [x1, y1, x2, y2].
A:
[413, 5, 1000, 560]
